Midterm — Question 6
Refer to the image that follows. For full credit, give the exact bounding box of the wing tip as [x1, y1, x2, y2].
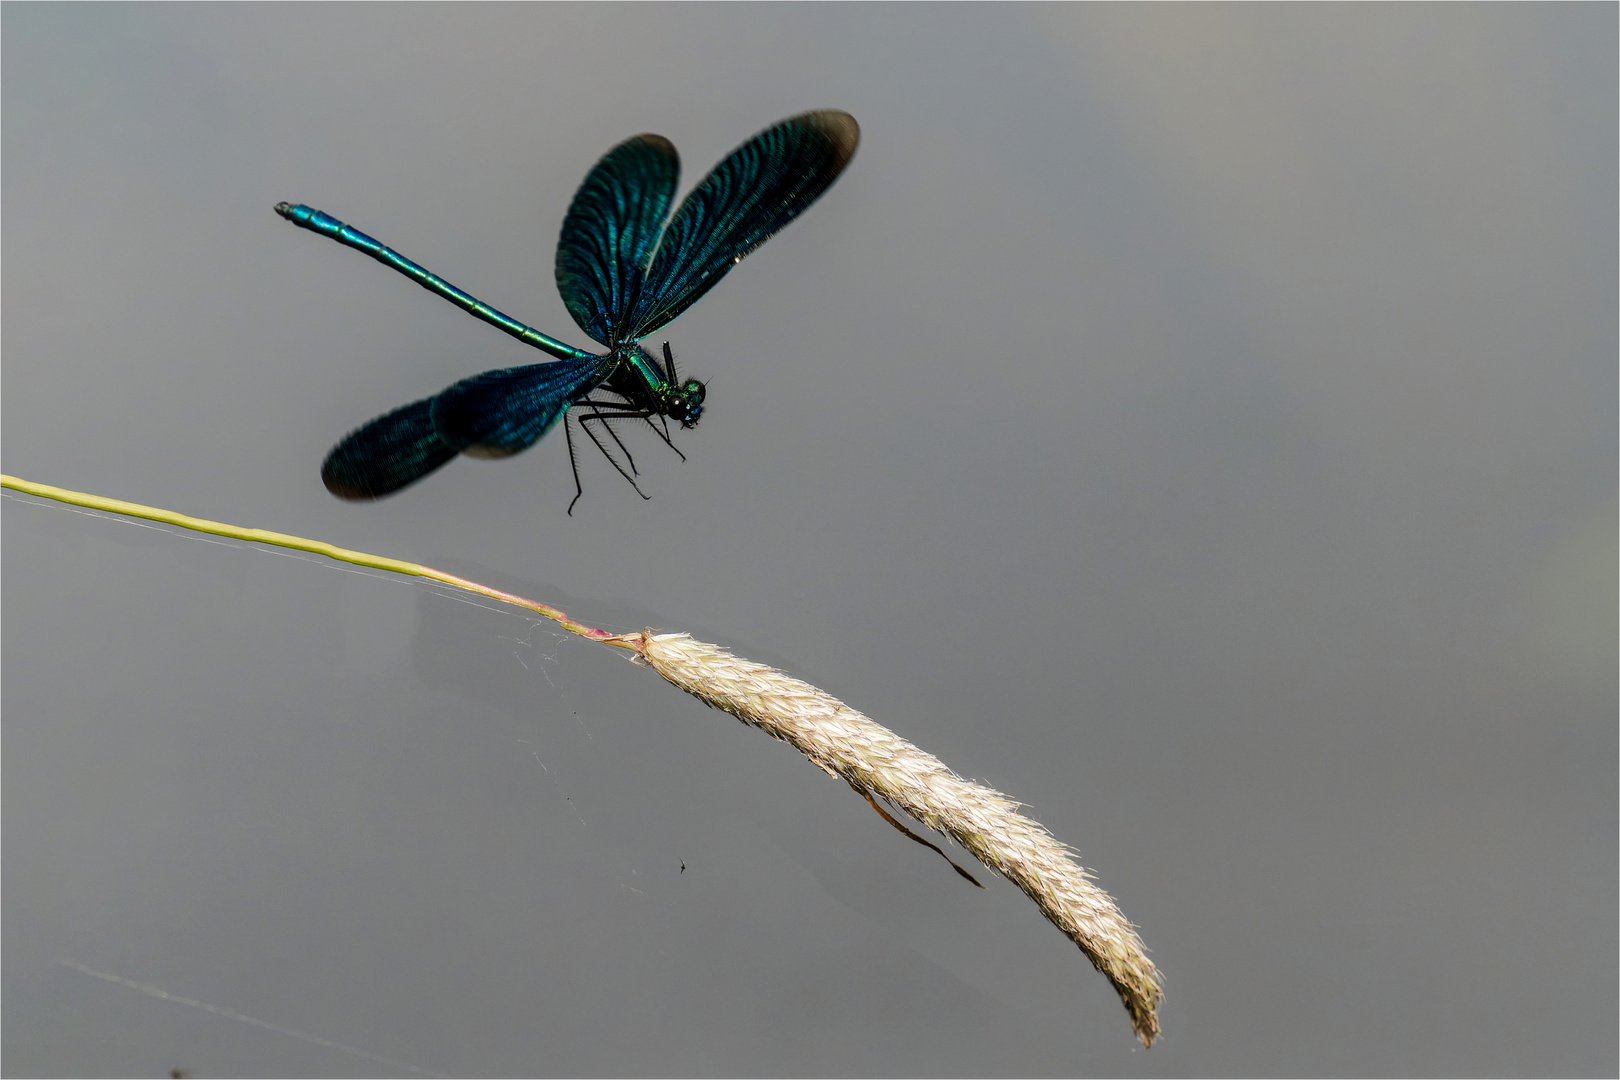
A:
[320, 444, 420, 500]
[804, 109, 861, 166]
[630, 132, 678, 156]
[320, 396, 458, 501]
[321, 454, 384, 500]
[320, 456, 385, 500]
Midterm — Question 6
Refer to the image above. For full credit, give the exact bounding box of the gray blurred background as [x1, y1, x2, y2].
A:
[4, 4, 1614, 1076]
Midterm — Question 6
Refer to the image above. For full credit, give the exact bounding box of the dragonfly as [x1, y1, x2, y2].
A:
[278, 109, 859, 511]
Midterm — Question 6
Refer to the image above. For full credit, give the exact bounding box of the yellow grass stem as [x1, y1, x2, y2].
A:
[1, 474, 619, 643]
[3, 472, 1163, 1045]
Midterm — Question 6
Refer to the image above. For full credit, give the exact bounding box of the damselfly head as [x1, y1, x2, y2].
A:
[663, 379, 706, 428]
[652, 340, 704, 427]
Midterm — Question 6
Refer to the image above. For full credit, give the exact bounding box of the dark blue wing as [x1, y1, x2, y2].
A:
[321, 355, 614, 499]
[626, 111, 859, 340]
[555, 135, 680, 346]
[322, 397, 459, 500]
[429, 355, 614, 457]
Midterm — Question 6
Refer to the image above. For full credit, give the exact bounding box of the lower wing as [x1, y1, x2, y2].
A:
[321, 356, 612, 500]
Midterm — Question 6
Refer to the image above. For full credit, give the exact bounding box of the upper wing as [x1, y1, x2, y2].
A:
[555, 135, 680, 347]
[625, 111, 859, 340]
[429, 354, 615, 457]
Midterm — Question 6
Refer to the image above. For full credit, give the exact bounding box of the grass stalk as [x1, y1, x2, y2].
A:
[3, 472, 1162, 1045]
